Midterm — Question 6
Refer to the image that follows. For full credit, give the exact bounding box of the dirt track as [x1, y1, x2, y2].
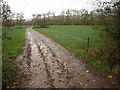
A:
[15, 28, 118, 88]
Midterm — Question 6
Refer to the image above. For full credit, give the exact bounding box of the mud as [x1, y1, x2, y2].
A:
[15, 28, 119, 88]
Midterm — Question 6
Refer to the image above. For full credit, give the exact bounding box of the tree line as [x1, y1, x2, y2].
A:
[31, 9, 93, 27]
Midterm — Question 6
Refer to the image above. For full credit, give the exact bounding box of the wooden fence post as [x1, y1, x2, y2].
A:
[87, 37, 90, 52]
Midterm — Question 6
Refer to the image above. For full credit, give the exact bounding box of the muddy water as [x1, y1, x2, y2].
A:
[15, 28, 118, 88]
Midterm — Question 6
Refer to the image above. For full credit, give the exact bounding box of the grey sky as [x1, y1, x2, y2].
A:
[4, 0, 96, 19]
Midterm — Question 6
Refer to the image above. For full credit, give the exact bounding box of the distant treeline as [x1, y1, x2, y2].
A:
[30, 9, 94, 27]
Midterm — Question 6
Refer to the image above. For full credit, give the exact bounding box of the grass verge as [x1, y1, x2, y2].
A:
[2, 26, 26, 88]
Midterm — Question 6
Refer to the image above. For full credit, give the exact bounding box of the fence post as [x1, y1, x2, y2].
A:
[87, 37, 89, 52]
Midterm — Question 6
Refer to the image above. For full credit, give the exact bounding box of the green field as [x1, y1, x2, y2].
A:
[2, 26, 26, 87]
[36, 25, 111, 74]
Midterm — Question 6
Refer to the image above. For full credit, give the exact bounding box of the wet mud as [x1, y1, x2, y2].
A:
[15, 28, 119, 88]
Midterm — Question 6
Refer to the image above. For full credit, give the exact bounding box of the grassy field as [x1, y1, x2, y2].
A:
[35, 25, 111, 74]
[2, 26, 26, 87]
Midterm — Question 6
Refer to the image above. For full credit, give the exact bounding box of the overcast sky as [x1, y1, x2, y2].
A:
[4, 0, 97, 19]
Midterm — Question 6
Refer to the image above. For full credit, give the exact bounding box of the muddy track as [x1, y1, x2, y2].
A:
[15, 28, 119, 88]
